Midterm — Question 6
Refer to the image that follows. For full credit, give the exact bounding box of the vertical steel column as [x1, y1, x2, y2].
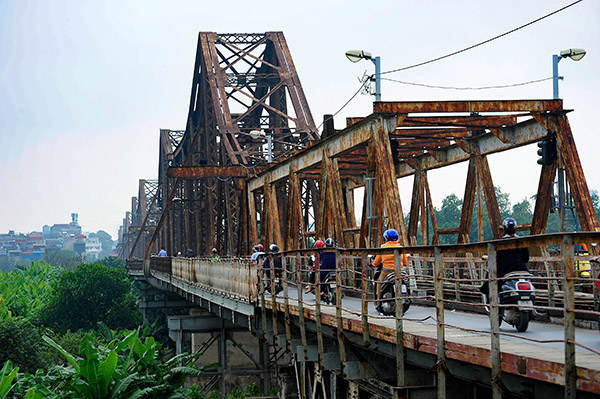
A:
[335, 249, 347, 378]
[282, 255, 292, 353]
[296, 251, 308, 399]
[563, 234, 576, 399]
[314, 252, 324, 367]
[219, 321, 227, 394]
[488, 243, 502, 399]
[394, 249, 405, 387]
[434, 246, 446, 399]
[361, 253, 370, 346]
[270, 254, 279, 348]
[348, 381, 359, 399]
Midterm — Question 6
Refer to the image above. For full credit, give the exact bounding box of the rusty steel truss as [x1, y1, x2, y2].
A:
[247, 100, 599, 252]
[119, 33, 599, 260]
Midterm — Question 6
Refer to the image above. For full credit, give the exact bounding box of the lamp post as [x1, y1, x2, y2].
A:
[345, 50, 381, 101]
[550, 48, 586, 232]
[552, 48, 586, 99]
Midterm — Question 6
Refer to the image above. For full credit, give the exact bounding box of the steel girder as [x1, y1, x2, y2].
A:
[248, 99, 599, 249]
[137, 32, 319, 258]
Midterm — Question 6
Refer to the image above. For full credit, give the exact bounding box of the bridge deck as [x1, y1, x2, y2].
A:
[270, 295, 600, 393]
[130, 232, 600, 396]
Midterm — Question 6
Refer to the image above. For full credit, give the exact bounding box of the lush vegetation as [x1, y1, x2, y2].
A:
[38, 262, 140, 333]
[417, 187, 600, 244]
[0, 262, 62, 320]
[0, 260, 271, 398]
[1, 328, 210, 398]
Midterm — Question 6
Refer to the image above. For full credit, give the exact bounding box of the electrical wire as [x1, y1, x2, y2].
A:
[275, 1, 582, 160]
[316, 78, 370, 131]
[379, 0, 583, 76]
[273, 78, 370, 161]
[381, 76, 554, 91]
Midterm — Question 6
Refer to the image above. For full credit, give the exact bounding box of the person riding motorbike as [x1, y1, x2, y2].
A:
[307, 238, 337, 294]
[371, 229, 407, 311]
[209, 248, 220, 262]
[251, 243, 265, 264]
[263, 244, 282, 279]
[480, 217, 530, 302]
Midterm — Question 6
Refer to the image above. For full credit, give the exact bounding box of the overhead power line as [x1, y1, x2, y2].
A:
[381, 76, 554, 91]
[311, 0, 582, 150]
[317, 79, 369, 131]
[379, 0, 583, 76]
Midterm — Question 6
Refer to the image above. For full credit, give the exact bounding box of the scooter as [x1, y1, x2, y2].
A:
[491, 271, 536, 332]
[374, 266, 411, 316]
[266, 270, 283, 295]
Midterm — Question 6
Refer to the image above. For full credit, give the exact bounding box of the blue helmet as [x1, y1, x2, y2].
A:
[383, 229, 399, 242]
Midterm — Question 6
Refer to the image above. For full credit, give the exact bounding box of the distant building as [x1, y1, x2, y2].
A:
[2, 213, 90, 264]
[86, 235, 102, 261]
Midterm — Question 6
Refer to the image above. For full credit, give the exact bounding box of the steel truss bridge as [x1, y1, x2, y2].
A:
[120, 32, 600, 398]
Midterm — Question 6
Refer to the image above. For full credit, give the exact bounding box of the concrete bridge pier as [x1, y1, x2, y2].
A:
[168, 308, 272, 395]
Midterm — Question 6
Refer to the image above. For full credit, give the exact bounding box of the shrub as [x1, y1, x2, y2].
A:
[0, 318, 48, 373]
[39, 263, 140, 333]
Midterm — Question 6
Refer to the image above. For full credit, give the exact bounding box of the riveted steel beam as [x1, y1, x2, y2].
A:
[396, 118, 547, 177]
[167, 166, 259, 178]
[374, 99, 563, 114]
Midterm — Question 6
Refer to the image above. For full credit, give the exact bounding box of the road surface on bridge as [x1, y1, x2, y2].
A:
[276, 289, 600, 354]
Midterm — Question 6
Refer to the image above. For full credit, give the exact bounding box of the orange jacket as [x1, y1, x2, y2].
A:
[372, 241, 407, 270]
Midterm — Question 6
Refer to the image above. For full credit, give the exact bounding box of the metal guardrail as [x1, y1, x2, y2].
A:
[253, 232, 600, 398]
[127, 232, 600, 397]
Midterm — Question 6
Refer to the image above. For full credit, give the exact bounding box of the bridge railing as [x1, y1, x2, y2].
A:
[255, 232, 600, 396]
[138, 256, 259, 303]
[257, 232, 600, 347]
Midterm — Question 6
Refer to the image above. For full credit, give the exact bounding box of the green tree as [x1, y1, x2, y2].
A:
[510, 198, 533, 236]
[93, 256, 125, 269]
[435, 193, 462, 244]
[39, 263, 140, 333]
[0, 261, 62, 321]
[42, 249, 83, 269]
[95, 230, 115, 259]
[0, 318, 49, 373]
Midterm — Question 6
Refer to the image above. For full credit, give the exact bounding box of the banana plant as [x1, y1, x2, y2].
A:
[37, 329, 211, 399]
[0, 360, 18, 398]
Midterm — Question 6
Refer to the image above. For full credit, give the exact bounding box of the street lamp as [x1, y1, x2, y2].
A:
[345, 49, 381, 101]
[552, 48, 586, 99]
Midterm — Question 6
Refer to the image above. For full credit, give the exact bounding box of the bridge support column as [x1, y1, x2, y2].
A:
[168, 310, 269, 394]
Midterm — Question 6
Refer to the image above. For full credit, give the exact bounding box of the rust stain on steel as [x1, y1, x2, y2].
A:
[247, 115, 378, 191]
[400, 115, 519, 127]
[396, 118, 547, 177]
[167, 166, 256, 178]
[374, 100, 563, 114]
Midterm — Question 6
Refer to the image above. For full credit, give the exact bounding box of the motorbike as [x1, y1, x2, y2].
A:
[488, 271, 536, 332]
[264, 272, 283, 295]
[319, 271, 336, 305]
[373, 266, 411, 316]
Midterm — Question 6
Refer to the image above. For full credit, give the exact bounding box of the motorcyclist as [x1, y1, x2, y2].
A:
[371, 229, 407, 308]
[251, 244, 265, 264]
[209, 248, 220, 262]
[263, 244, 282, 280]
[480, 217, 529, 302]
[307, 238, 337, 294]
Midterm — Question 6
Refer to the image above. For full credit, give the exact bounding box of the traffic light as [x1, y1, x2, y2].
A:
[537, 137, 557, 166]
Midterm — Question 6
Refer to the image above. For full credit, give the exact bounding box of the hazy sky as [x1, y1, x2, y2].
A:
[1, 0, 599, 239]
